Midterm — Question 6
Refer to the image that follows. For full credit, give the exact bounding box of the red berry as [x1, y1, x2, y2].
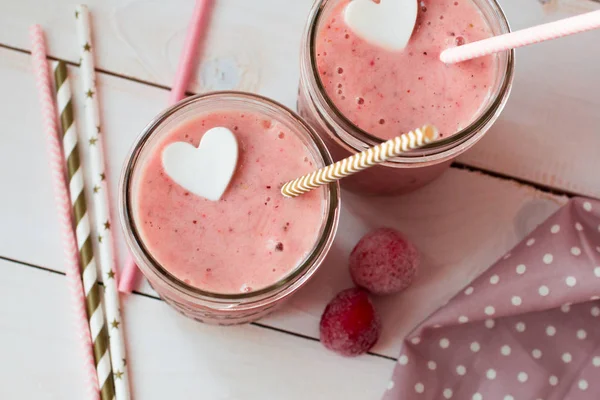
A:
[350, 228, 419, 295]
[320, 288, 381, 356]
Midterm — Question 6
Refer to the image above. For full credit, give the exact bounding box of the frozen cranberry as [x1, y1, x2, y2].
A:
[349, 228, 419, 295]
[320, 288, 381, 357]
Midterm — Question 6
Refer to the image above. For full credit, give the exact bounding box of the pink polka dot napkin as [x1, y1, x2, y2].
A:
[384, 198, 600, 400]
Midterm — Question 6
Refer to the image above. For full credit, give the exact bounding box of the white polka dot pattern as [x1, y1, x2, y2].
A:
[518, 372, 528, 383]
[414, 383, 424, 393]
[383, 199, 600, 400]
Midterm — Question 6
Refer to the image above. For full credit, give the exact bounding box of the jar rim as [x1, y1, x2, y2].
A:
[301, 0, 515, 164]
[119, 91, 340, 310]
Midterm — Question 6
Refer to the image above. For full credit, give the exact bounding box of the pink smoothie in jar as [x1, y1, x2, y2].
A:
[298, 0, 513, 195]
[316, 0, 496, 139]
[121, 93, 339, 324]
[135, 111, 325, 294]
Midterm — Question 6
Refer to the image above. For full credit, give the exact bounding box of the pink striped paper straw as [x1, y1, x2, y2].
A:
[440, 10, 600, 64]
[30, 24, 100, 400]
[119, 0, 214, 293]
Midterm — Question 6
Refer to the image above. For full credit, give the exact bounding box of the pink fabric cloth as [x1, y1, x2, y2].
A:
[384, 198, 600, 400]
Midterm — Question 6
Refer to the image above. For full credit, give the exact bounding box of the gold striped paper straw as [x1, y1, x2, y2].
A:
[53, 60, 115, 400]
[76, 5, 131, 400]
[281, 125, 439, 198]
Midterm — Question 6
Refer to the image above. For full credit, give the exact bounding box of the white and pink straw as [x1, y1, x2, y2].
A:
[441, 10, 600, 64]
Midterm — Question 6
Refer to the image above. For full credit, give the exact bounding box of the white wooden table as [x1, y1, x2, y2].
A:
[1, 0, 599, 398]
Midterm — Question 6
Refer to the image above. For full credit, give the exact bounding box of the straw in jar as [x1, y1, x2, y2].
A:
[281, 125, 438, 198]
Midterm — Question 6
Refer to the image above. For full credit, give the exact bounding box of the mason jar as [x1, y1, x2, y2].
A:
[298, 0, 515, 195]
[120, 92, 340, 325]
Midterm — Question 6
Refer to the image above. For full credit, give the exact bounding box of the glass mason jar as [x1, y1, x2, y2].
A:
[119, 92, 340, 325]
[298, 0, 515, 195]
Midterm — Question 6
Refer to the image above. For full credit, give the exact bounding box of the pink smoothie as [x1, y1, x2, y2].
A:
[316, 0, 496, 138]
[134, 110, 325, 294]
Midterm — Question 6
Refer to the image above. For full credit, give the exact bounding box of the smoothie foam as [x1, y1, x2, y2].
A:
[134, 110, 325, 295]
[315, 0, 496, 138]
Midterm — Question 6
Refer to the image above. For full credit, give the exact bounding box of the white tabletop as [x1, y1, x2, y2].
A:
[0, 0, 599, 399]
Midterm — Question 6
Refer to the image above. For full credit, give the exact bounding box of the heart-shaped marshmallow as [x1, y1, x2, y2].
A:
[162, 127, 238, 201]
[344, 0, 418, 51]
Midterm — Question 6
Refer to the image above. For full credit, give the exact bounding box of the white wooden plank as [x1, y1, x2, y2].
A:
[0, 47, 568, 359]
[0, 0, 312, 108]
[458, 0, 600, 198]
[0, 258, 393, 399]
[1, 0, 598, 197]
[0, 264, 88, 400]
